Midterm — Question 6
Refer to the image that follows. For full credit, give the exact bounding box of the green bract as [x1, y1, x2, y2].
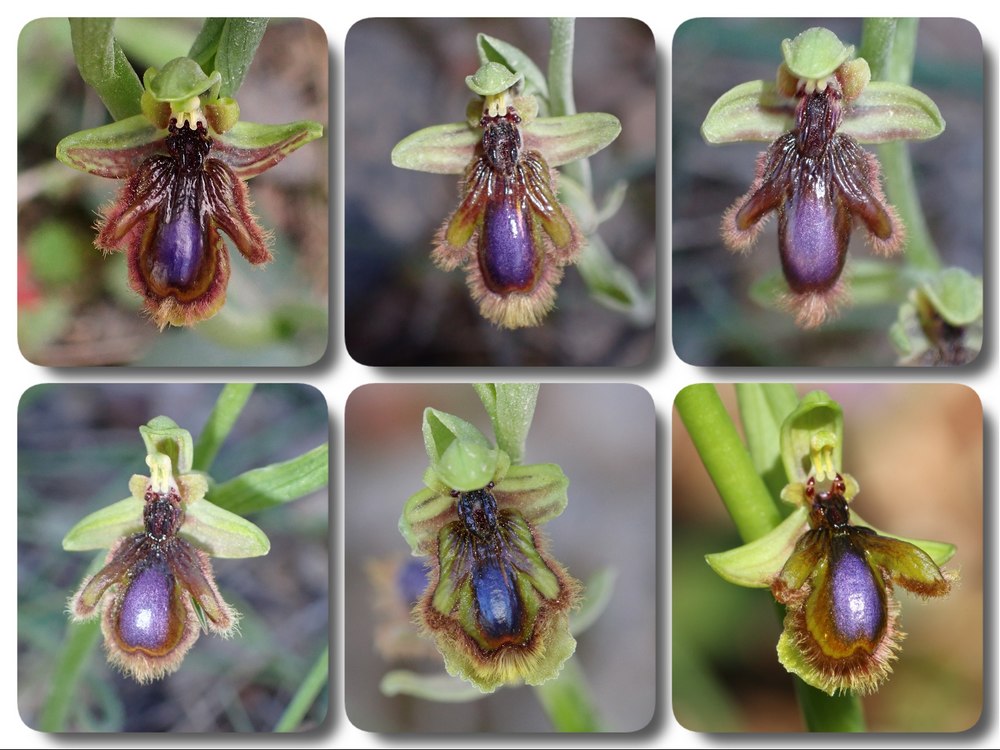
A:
[890, 268, 984, 365]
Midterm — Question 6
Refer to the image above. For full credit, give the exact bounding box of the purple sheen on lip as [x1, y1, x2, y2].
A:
[118, 558, 175, 651]
[479, 192, 539, 294]
[473, 553, 522, 641]
[779, 185, 849, 292]
[829, 539, 884, 644]
[150, 206, 204, 290]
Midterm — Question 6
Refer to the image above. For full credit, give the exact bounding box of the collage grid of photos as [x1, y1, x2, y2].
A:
[12, 13, 988, 744]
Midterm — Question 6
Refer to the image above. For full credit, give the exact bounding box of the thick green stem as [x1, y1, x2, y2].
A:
[675, 384, 780, 542]
[532, 657, 600, 731]
[679, 384, 866, 731]
[860, 18, 941, 272]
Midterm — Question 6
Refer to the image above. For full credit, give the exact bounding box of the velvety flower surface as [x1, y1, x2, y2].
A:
[705, 391, 956, 695]
[64, 418, 269, 683]
[399, 407, 580, 692]
[392, 62, 620, 329]
[56, 57, 322, 329]
[771, 474, 952, 695]
[703, 27, 945, 328]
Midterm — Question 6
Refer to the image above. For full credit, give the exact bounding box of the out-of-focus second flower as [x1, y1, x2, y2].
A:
[702, 27, 945, 328]
[398, 407, 580, 692]
[56, 57, 322, 329]
[392, 62, 620, 329]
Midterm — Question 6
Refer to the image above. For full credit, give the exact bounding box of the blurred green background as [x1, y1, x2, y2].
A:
[344, 384, 657, 731]
[18, 384, 329, 731]
[672, 383, 983, 731]
[17, 19, 329, 366]
[672, 18, 983, 366]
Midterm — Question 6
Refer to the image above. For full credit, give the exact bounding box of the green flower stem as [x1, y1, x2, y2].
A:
[860, 18, 941, 273]
[532, 657, 600, 731]
[679, 384, 866, 731]
[274, 645, 328, 732]
[547, 18, 591, 194]
[675, 384, 780, 542]
[192, 383, 255, 472]
[39, 620, 102, 731]
[793, 676, 866, 732]
[69, 19, 144, 121]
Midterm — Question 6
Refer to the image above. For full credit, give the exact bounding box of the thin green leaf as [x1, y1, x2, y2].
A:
[380, 670, 488, 702]
[214, 18, 268, 98]
[575, 233, 654, 324]
[209, 443, 328, 514]
[188, 18, 227, 71]
[475, 384, 539, 465]
[39, 619, 103, 731]
[69, 18, 144, 121]
[570, 567, 616, 636]
[192, 384, 255, 472]
[274, 645, 328, 731]
[735, 384, 799, 497]
[532, 658, 601, 732]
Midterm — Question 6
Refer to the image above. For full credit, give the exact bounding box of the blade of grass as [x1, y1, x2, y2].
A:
[274, 645, 328, 731]
[209, 443, 328, 514]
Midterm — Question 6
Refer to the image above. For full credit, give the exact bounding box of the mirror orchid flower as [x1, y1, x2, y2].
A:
[702, 27, 944, 328]
[392, 62, 620, 329]
[56, 57, 323, 329]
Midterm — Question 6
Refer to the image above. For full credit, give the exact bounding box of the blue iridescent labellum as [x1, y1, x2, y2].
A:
[433, 106, 581, 329]
[416, 481, 580, 692]
[70, 485, 237, 683]
[771, 474, 952, 695]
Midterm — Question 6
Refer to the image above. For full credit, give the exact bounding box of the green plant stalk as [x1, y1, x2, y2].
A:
[675, 384, 780, 542]
[547, 18, 591, 194]
[39, 582, 104, 731]
[679, 384, 865, 731]
[274, 645, 328, 732]
[532, 657, 600, 731]
[860, 18, 941, 273]
[69, 18, 143, 121]
[192, 383, 255, 472]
